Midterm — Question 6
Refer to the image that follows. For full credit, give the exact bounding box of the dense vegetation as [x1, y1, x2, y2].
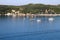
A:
[0, 4, 60, 14]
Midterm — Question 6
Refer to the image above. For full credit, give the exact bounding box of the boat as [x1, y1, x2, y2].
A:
[37, 19, 41, 22]
[48, 17, 54, 21]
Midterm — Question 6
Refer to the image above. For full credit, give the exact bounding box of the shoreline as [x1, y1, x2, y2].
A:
[34, 14, 60, 16]
[0, 14, 60, 16]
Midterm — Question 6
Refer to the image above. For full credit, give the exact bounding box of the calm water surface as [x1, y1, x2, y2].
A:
[0, 16, 60, 40]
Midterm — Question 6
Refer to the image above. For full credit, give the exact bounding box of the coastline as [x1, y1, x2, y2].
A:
[34, 14, 60, 16]
[0, 14, 60, 16]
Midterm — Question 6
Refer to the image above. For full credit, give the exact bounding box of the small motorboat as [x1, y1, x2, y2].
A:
[37, 19, 41, 23]
[48, 17, 54, 21]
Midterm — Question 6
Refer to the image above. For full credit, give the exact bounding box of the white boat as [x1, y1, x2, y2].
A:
[48, 17, 54, 21]
[37, 19, 41, 23]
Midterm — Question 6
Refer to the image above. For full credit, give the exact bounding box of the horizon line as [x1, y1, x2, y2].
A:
[0, 3, 60, 6]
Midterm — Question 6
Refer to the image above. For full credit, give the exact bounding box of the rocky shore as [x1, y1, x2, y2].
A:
[0, 13, 60, 17]
[34, 14, 60, 16]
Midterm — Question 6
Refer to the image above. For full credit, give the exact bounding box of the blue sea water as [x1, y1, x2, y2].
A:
[0, 16, 60, 40]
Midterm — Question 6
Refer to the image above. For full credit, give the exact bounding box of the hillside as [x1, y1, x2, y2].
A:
[0, 4, 60, 14]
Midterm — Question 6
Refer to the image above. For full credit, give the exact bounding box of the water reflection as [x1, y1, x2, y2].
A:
[0, 15, 55, 23]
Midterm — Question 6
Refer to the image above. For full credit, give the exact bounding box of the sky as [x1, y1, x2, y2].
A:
[0, 0, 60, 5]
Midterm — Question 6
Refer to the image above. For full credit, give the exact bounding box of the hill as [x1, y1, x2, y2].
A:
[0, 4, 60, 14]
